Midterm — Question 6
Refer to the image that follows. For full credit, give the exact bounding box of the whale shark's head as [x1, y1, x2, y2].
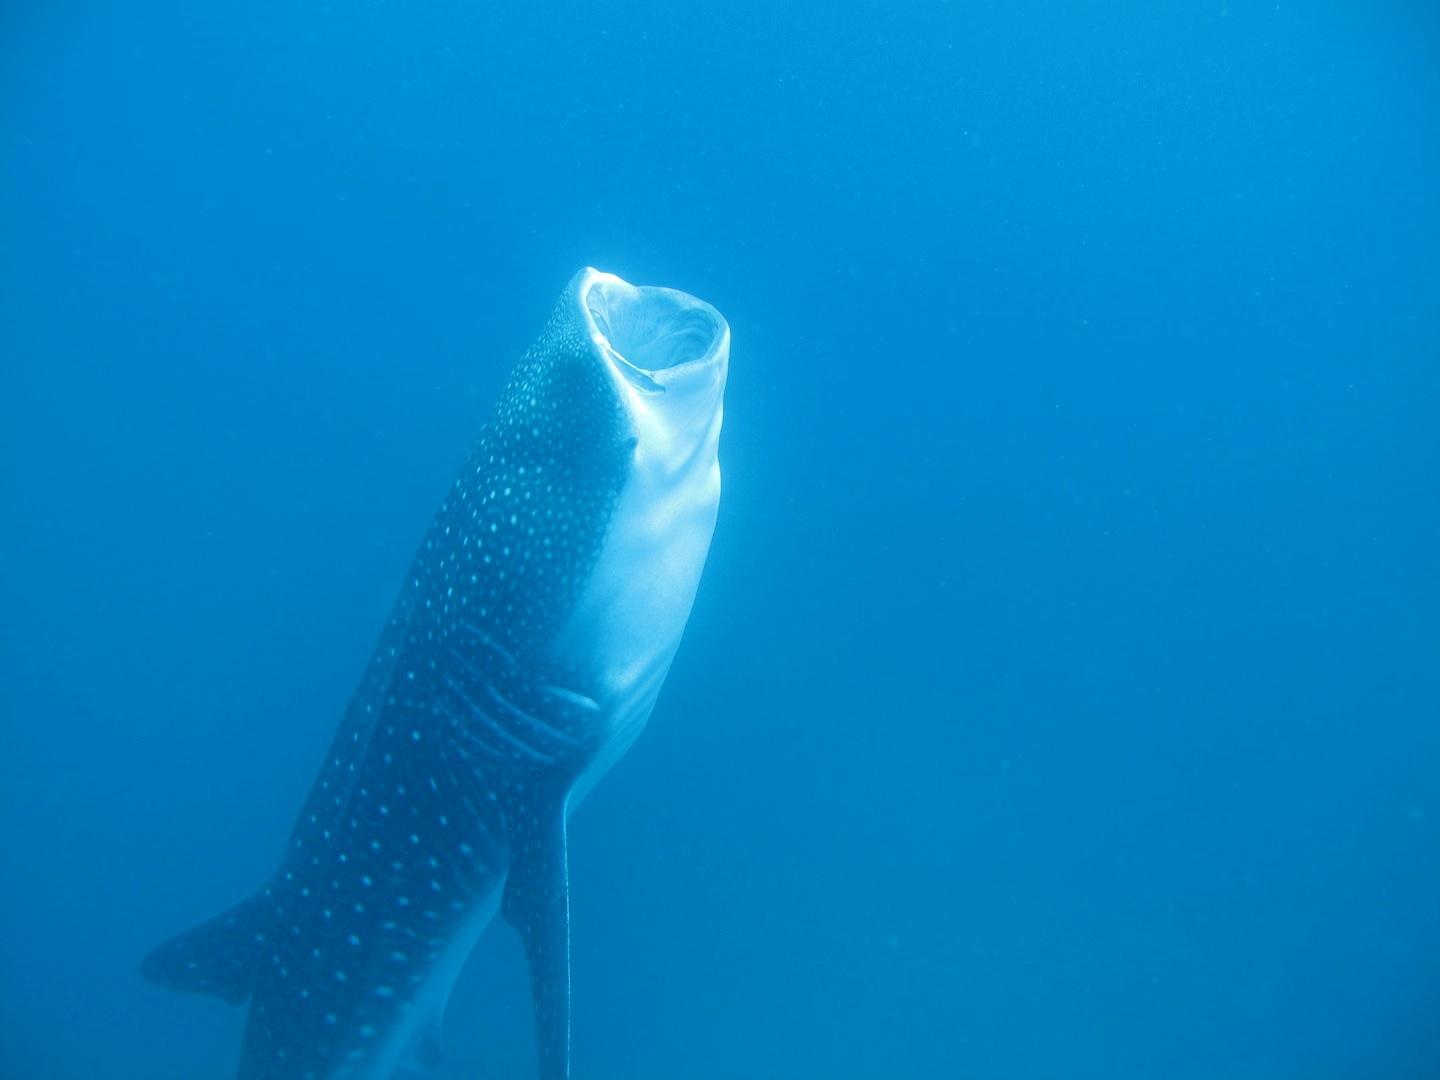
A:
[426, 268, 728, 777]
[580, 269, 729, 440]
[561, 269, 729, 734]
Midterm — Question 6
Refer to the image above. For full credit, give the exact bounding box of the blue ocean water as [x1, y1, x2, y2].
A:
[2, 2, 1437, 1077]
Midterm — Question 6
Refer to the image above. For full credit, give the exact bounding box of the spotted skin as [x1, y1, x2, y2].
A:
[143, 269, 730, 1080]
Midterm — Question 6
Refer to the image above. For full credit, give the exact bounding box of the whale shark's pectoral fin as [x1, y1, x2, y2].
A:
[140, 891, 269, 1006]
[502, 807, 572, 1080]
[397, 1015, 445, 1073]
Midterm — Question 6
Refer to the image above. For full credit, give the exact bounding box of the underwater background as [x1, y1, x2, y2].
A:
[2, 2, 1438, 1077]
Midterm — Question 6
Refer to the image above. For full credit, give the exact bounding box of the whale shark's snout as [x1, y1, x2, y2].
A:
[579, 267, 729, 394]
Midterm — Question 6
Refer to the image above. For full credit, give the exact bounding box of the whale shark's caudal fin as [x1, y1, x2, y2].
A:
[503, 807, 573, 1080]
[140, 891, 270, 1006]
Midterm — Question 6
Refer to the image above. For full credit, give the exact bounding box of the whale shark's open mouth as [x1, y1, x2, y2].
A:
[582, 270, 727, 393]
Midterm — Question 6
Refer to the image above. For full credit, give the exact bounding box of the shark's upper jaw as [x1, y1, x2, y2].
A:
[580, 268, 729, 394]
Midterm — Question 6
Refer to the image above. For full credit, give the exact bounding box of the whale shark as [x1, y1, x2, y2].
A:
[143, 268, 730, 1079]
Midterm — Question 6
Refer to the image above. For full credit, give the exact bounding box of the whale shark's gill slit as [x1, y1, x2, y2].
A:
[480, 680, 583, 751]
[453, 623, 520, 670]
[438, 670, 519, 770]
[445, 715, 509, 764]
[442, 674, 557, 766]
[442, 644, 583, 754]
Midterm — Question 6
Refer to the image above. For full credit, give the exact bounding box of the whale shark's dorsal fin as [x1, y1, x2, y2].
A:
[503, 805, 572, 1080]
[141, 891, 270, 1006]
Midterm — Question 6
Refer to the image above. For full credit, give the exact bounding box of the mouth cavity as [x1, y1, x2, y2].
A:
[583, 273, 725, 392]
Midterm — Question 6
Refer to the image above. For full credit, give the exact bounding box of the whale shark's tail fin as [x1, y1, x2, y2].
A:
[141, 891, 270, 1006]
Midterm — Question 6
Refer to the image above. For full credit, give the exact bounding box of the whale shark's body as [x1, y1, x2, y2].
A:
[143, 268, 730, 1079]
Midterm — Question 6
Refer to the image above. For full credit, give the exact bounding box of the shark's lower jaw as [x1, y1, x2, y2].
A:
[141, 268, 729, 1080]
[582, 269, 728, 390]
